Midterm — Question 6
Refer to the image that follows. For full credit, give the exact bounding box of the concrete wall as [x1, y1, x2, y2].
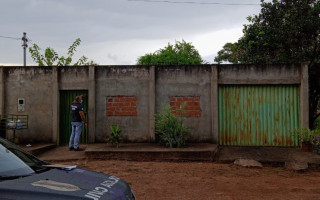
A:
[0, 64, 309, 144]
[155, 66, 213, 142]
[95, 66, 152, 142]
[59, 66, 89, 90]
[3, 67, 53, 142]
[218, 64, 301, 84]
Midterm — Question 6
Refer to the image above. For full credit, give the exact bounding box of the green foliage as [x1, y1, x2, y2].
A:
[155, 106, 190, 148]
[237, 0, 319, 64]
[295, 128, 319, 144]
[137, 40, 205, 65]
[295, 128, 320, 153]
[109, 124, 122, 148]
[29, 44, 45, 66]
[29, 38, 97, 66]
[215, 0, 320, 64]
[214, 42, 240, 64]
[214, 0, 320, 127]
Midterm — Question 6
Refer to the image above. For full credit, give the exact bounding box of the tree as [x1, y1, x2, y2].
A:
[137, 40, 205, 65]
[29, 38, 96, 66]
[214, 0, 320, 127]
[214, 42, 240, 64]
[215, 0, 320, 65]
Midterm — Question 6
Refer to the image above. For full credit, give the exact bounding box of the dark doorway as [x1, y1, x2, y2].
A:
[59, 90, 88, 145]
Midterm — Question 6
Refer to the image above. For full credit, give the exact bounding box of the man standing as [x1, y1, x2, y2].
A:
[69, 96, 87, 151]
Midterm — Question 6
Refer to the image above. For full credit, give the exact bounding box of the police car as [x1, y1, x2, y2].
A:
[0, 137, 135, 200]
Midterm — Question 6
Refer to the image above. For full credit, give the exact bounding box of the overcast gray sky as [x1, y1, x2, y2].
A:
[0, 0, 265, 66]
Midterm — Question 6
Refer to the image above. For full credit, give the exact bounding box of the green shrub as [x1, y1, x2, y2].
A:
[295, 128, 320, 144]
[109, 124, 122, 148]
[294, 128, 320, 153]
[155, 106, 190, 148]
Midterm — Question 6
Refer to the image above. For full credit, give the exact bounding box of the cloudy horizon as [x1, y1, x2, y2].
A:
[0, 0, 265, 66]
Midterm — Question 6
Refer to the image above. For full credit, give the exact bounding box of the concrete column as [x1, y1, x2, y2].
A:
[88, 65, 96, 143]
[52, 66, 59, 144]
[211, 65, 219, 144]
[300, 63, 309, 128]
[149, 66, 156, 142]
[0, 67, 4, 116]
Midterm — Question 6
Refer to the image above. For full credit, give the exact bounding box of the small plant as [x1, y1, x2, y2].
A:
[294, 128, 320, 152]
[109, 124, 122, 148]
[313, 134, 320, 153]
[295, 128, 319, 144]
[155, 105, 190, 148]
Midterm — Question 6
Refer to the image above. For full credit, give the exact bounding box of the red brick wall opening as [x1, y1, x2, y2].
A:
[170, 96, 201, 117]
[107, 96, 138, 116]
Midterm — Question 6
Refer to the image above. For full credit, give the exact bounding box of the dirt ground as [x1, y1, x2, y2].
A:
[59, 160, 320, 200]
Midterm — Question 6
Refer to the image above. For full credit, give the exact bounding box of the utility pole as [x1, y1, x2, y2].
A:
[22, 32, 28, 66]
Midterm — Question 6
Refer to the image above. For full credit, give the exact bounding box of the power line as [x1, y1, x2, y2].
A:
[28, 41, 35, 46]
[127, 0, 259, 6]
[0, 35, 21, 40]
[0, 33, 30, 66]
[27, 38, 35, 46]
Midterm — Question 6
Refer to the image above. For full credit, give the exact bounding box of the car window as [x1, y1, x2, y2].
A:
[0, 144, 34, 177]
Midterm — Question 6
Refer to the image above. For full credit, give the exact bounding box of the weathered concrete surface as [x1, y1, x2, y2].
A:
[35, 145, 87, 162]
[27, 144, 320, 171]
[285, 161, 308, 171]
[20, 143, 56, 156]
[4, 67, 53, 143]
[88, 66, 96, 143]
[216, 146, 320, 168]
[34, 143, 218, 162]
[59, 66, 89, 90]
[300, 63, 309, 129]
[85, 143, 218, 162]
[95, 66, 152, 142]
[218, 64, 301, 84]
[211, 65, 219, 144]
[2, 64, 308, 145]
[234, 159, 263, 168]
[156, 65, 213, 142]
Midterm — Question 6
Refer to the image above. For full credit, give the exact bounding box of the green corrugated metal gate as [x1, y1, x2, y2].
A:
[218, 85, 300, 146]
[59, 90, 88, 145]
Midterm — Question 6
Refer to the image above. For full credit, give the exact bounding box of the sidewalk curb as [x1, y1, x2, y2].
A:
[22, 144, 56, 156]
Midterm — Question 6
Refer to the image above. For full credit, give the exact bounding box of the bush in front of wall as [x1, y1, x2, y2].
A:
[294, 128, 320, 153]
[108, 124, 122, 148]
[155, 105, 190, 148]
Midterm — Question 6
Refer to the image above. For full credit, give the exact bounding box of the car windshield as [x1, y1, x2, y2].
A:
[0, 138, 48, 178]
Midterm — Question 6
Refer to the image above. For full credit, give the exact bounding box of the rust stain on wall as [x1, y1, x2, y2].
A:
[219, 85, 300, 146]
